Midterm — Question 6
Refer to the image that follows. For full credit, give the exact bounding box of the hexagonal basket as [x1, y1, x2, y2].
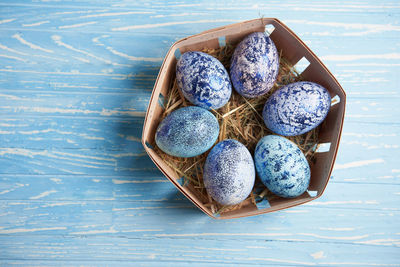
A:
[142, 18, 346, 219]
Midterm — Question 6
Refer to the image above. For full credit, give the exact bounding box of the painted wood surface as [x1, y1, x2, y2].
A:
[0, 0, 399, 265]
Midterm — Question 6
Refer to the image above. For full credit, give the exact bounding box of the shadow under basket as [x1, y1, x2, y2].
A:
[142, 18, 346, 219]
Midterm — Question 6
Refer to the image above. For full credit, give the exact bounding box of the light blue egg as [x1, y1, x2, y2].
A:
[176, 51, 232, 109]
[203, 139, 255, 206]
[230, 32, 279, 98]
[254, 135, 310, 198]
[155, 106, 219, 158]
[263, 81, 331, 136]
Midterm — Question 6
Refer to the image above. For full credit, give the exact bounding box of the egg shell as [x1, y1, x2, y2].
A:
[176, 51, 232, 109]
[230, 32, 279, 98]
[263, 81, 331, 136]
[203, 139, 255, 206]
[155, 106, 219, 158]
[254, 135, 310, 198]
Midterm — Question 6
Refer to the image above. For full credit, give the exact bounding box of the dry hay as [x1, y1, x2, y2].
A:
[153, 42, 319, 215]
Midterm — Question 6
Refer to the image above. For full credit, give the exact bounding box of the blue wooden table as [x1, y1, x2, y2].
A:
[1, 0, 399, 265]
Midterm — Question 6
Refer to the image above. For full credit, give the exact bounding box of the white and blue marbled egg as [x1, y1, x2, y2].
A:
[263, 81, 331, 136]
[230, 32, 279, 98]
[155, 106, 219, 158]
[203, 139, 255, 206]
[176, 51, 232, 110]
[254, 135, 310, 198]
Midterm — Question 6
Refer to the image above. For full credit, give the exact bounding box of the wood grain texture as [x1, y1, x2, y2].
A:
[0, 0, 399, 265]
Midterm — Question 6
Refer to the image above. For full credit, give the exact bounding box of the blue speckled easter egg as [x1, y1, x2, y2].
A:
[230, 32, 279, 98]
[155, 106, 219, 158]
[176, 51, 232, 109]
[263, 81, 331, 136]
[203, 139, 255, 206]
[254, 135, 310, 198]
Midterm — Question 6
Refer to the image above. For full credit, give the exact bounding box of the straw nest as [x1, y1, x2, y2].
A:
[153, 42, 320, 215]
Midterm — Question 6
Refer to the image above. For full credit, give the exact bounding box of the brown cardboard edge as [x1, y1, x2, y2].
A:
[216, 198, 316, 220]
[141, 18, 347, 220]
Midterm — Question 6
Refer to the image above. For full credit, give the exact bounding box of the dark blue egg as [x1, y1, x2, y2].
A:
[203, 139, 255, 206]
[230, 32, 279, 98]
[155, 106, 219, 158]
[254, 135, 310, 198]
[176, 51, 232, 109]
[263, 81, 331, 136]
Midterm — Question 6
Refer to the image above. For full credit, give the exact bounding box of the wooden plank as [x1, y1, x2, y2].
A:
[0, 147, 158, 175]
[0, 116, 144, 150]
[0, 199, 399, 243]
[0, 235, 399, 266]
[0, 261, 258, 267]
[0, 91, 150, 117]
[0, 176, 399, 210]
[0, 2, 399, 37]
[0, 171, 173, 202]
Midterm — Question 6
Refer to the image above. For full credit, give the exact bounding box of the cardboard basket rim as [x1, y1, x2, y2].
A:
[141, 18, 346, 219]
